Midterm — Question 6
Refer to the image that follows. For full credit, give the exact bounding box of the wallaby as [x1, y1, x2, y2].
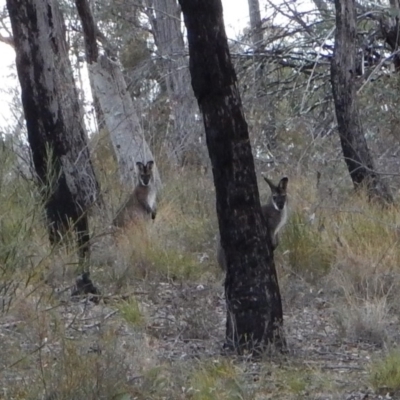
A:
[216, 176, 289, 271]
[113, 161, 157, 227]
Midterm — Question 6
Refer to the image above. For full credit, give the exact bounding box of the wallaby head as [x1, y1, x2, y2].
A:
[137, 161, 154, 186]
[263, 176, 288, 211]
[216, 175, 289, 271]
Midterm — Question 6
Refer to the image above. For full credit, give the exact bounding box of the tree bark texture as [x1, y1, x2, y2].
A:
[179, 0, 285, 354]
[331, 0, 393, 203]
[75, 0, 160, 190]
[247, 0, 277, 149]
[248, 0, 263, 49]
[74, 0, 105, 131]
[379, 0, 400, 71]
[147, 0, 203, 165]
[7, 0, 100, 261]
[90, 55, 161, 189]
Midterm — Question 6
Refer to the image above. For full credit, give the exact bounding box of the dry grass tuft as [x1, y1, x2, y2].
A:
[333, 298, 389, 346]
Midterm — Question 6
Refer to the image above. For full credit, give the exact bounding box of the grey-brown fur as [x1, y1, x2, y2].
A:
[216, 176, 289, 271]
[113, 161, 157, 227]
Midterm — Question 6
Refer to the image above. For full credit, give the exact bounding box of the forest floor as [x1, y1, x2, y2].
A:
[1, 266, 399, 400]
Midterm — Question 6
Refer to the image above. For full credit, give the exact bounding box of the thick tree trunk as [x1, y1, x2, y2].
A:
[7, 0, 100, 264]
[331, 0, 393, 203]
[179, 0, 285, 354]
[75, 0, 160, 190]
[147, 0, 203, 165]
[90, 55, 161, 188]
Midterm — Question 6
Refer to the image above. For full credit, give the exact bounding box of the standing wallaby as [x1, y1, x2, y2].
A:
[113, 161, 157, 227]
[216, 176, 289, 271]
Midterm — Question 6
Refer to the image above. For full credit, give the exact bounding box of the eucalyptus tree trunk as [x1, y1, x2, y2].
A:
[248, 0, 263, 84]
[179, 0, 285, 355]
[248, 0, 263, 49]
[74, 0, 104, 131]
[247, 0, 276, 149]
[146, 0, 202, 165]
[7, 0, 100, 264]
[331, 0, 393, 203]
[75, 0, 160, 190]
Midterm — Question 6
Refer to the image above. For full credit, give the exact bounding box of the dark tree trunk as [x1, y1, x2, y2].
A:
[179, 0, 285, 355]
[74, 0, 105, 131]
[331, 0, 393, 203]
[7, 0, 100, 266]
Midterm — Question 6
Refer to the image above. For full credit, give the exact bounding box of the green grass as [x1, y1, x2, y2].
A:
[117, 297, 145, 327]
[370, 349, 400, 394]
[188, 360, 247, 400]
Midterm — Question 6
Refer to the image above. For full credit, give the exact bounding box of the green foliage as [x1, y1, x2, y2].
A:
[0, 143, 46, 278]
[117, 297, 145, 327]
[277, 368, 309, 394]
[369, 350, 400, 394]
[270, 365, 336, 397]
[188, 360, 246, 400]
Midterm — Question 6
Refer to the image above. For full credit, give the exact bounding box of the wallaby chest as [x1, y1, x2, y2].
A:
[261, 203, 287, 237]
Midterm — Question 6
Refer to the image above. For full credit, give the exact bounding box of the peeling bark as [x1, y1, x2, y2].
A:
[90, 55, 160, 188]
[75, 0, 160, 189]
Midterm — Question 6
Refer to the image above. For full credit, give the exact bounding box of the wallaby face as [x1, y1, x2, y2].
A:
[137, 161, 154, 186]
[264, 176, 288, 211]
[216, 175, 289, 271]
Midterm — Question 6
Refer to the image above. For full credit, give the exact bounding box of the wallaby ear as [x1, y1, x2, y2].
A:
[136, 161, 144, 170]
[279, 177, 288, 191]
[262, 175, 276, 191]
[146, 160, 154, 170]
